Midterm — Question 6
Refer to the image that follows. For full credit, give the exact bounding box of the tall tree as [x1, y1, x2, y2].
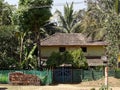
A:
[0, 0, 15, 25]
[13, 0, 53, 69]
[106, 14, 120, 68]
[53, 2, 83, 33]
[81, 0, 120, 41]
[105, 0, 120, 68]
[0, 26, 19, 70]
[0, 0, 18, 69]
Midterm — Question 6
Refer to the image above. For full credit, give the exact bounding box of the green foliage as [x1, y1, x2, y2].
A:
[84, 0, 120, 68]
[81, 0, 120, 41]
[0, 1, 18, 70]
[94, 66, 103, 71]
[81, 0, 108, 41]
[13, 0, 53, 32]
[47, 49, 88, 68]
[0, 26, 19, 70]
[19, 0, 52, 6]
[53, 2, 82, 33]
[0, 0, 16, 25]
[0, 75, 8, 84]
[71, 49, 88, 68]
[61, 51, 73, 64]
[106, 13, 120, 68]
[13, 0, 53, 69]
[21, 45, 38, 70]
[46, 52, 63, 67]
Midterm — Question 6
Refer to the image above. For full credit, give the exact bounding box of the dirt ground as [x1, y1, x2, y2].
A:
[75, 77, 120, 87]
[0, 77, 120, 90]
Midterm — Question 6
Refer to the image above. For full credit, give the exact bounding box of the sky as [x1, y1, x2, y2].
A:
[5, 0, 86, 13]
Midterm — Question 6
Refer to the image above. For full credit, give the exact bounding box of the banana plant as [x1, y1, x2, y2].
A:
[21, 44, 37, 69]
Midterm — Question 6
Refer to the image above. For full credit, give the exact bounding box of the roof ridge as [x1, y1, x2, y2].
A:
[41, 33, 59, 42]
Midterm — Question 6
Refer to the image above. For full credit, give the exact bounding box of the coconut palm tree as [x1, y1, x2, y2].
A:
[52, 2, 84, 33]
[81, 3, 107, 41]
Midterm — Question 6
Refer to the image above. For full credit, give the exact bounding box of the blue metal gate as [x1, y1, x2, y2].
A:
[53, 67, 72, 83]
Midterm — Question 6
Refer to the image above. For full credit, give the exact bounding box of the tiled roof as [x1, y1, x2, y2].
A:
[41, 33, 107, 46]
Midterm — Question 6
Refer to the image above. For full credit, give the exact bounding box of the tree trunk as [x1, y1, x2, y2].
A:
[20, 35, 23, 64]
[37, 32, 41, 69]
[20, 32, 26, 65]
[35, 22, 41, 69]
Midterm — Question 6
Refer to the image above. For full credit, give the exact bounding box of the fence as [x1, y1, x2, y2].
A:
[82, 69, 103, 81]
[0, 69, 120, 84]
[71, 69, 104, 82]
[53, 68, 120, 83]
[74, 69, 120, 82]
[0, 70, 52, 85]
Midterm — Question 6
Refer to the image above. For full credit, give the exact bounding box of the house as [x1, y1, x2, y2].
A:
[41, 33, 107, 66]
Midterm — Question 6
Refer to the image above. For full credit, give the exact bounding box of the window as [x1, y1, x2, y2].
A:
[59, 47, 66, 52]
[81, 47, 87, 52]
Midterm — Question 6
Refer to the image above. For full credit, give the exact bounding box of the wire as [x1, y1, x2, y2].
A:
[53, 1, 85, 6]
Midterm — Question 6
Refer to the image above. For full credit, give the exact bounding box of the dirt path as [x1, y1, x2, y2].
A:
[74, 77, 120, 87]
[0, 84, 120, 90]
[0, 85, 101, 90]
[0, 77, 120, 90]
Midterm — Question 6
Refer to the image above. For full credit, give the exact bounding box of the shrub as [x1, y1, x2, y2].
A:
[46, 52, 62, 67]
[46, 49, 88, 68]
[99, 85, 112, 90]
[71, 49, 88, 68]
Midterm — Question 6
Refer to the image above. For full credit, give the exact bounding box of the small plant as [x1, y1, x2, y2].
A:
[99, 85, 112, 90]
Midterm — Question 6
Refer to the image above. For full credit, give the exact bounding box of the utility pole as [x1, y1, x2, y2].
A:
[101, 56, 108, 87]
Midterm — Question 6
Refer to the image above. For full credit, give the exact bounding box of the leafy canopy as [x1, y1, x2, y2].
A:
[0, 0, 15, 25]
[0, 0, 18, 70]
[13, 0, 53, 32]
[81, 0, 120, 41]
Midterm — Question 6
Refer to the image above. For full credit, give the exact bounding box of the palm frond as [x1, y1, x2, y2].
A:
[71, 21, 81, 33]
